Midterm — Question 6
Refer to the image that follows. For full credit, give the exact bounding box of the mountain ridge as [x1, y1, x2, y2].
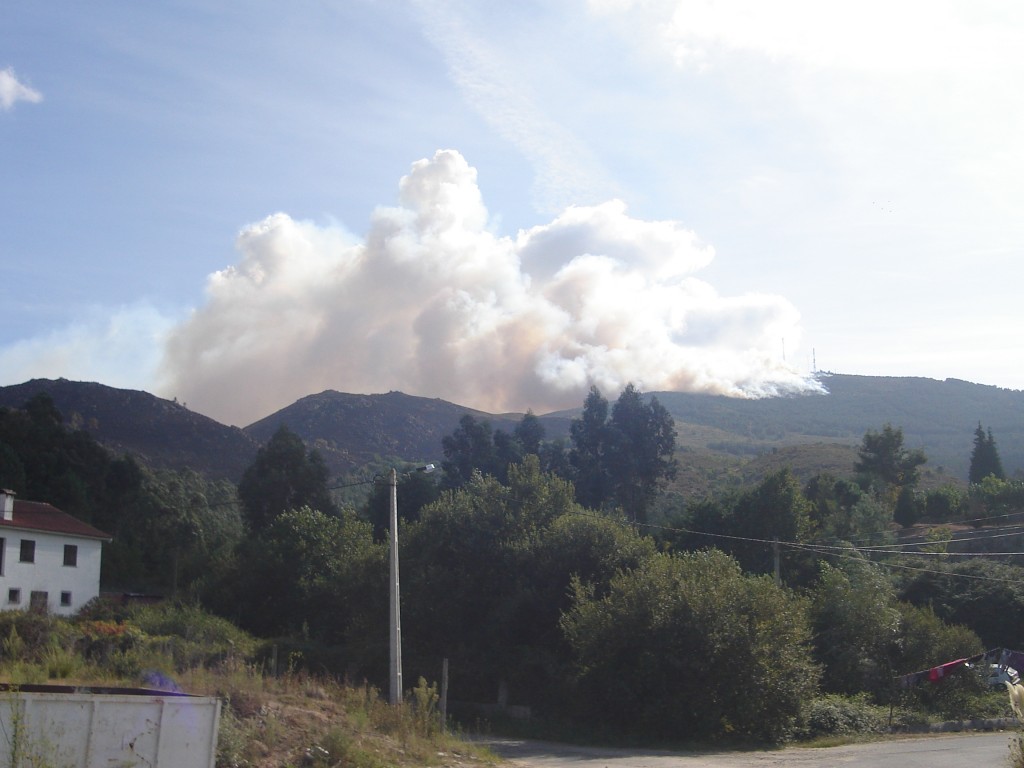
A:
[0, 374, 1020, 486]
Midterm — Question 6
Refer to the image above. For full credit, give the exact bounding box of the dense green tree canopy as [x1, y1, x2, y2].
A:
[212, 506, 377, 640]
[362, 468, 441, 542]
[101, 464, 243, 594]
[0, 393, 123, 524]
[440, 414, 497, 487]
[854, 423, 927, 491]
[401, 457, 583, 702]
[897, 558, 1024, 650]
[804, 473, 893, 544]
[605, 384, 678, 522]
[238, 425, 337, 532]
[440, 412, 554, 488]
[570, 384, 677, 522]
[810, 561, 902, 696]
[561, 549, 819, 742]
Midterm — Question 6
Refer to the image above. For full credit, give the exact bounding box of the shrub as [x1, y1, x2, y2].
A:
[800, 694, 888, 738]
[562, 550, 820, 743]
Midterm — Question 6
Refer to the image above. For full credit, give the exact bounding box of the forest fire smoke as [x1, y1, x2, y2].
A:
[158, 150, 820, 426]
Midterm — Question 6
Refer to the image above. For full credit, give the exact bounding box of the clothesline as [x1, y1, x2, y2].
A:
[897, 647, 1024, 688]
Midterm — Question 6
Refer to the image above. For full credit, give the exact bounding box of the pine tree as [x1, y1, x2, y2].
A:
[969, 423, 1005, 484]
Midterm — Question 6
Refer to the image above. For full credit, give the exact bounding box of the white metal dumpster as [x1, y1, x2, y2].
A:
[0, 684, 221, 768]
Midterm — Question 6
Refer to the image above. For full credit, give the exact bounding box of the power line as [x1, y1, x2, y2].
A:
[568, 510, 1024, 586]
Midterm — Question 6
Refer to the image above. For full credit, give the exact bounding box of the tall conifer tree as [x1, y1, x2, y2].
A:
[969, 422, 1005, 484]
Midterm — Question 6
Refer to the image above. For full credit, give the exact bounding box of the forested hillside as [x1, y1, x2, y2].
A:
[244, 389, 573, 475]
[647, 373, 1024, 481]
[0, 378, 258, 480]
[2, 373, 1019, 487]
[2, 383, 1024, 747]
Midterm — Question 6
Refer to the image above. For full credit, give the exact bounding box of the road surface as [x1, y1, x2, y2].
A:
[484, 732, 1016, 768]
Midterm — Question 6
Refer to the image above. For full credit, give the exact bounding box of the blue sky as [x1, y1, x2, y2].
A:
[2, 1, 1022, 426]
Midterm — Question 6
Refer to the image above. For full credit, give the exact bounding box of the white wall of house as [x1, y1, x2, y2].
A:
[0, 530, 104, 615]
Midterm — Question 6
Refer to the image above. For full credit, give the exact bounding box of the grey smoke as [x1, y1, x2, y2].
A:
[158, 150, 820, 425]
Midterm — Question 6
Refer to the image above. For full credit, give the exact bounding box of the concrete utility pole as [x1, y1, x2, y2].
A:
[389, 467, 402, 705]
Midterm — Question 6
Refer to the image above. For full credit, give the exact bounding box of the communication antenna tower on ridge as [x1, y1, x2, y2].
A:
[813, 348, 817, 373]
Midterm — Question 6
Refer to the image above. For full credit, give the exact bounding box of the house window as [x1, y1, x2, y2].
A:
[7, 588, 20, 604]
[63, 544, 78, 567]
[19, 539, 35, 563]
[60, 591, 72, 607]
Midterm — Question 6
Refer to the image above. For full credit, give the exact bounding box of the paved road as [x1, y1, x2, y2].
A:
[484, 732, 1016, 768]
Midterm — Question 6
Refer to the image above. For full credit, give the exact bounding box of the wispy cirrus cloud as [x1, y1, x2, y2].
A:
[0, 67, 42, 110]
[412, 1, 619, 214]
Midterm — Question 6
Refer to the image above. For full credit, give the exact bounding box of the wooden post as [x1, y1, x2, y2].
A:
[773, 539, 781, 586]
[440, 658, 449, 731]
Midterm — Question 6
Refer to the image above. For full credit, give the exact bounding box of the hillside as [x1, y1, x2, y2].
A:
[0, 378, 259, 480]
[244, 390, 573, 475]
[646, 373, 1024, 483]
[0, 373, 1020, 489]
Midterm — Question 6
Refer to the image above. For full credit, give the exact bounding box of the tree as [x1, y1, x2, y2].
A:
[238, 425, 337, 533]
[810, 561, 902, 697]
[969, 423, 1005, 484]
[569, 384, 677, 522]
[898, 559, 1024, 650]
[569, 387, 612, 510]
[715, 469, 809, 576]
[514, 410, 545, 456]
[216, 506, 377, 640]
[0, 395, 123, 525]
[492, 428, 524, 482]
[561, 549, 819, 742]
[362, 468, 440, 542]
[805, 473, 893, 545]
[440, 414, 497, 488]
[103, 464, 243, 594]
[400, 456, 581, 703]
[810, 560, 982, 701]
[605, 384, 678, 523]
[0, 441, 26, 493]
[893, 486, 921, 528]
[922, 485, 965, 522]
[440, 412, 553, 488]
[854, 423, 926, 492]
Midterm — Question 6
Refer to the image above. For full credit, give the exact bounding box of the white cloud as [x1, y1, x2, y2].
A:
[158, 150, 819, 426]
[589, 0, 1024, 74]
[0, 67, 42, 110]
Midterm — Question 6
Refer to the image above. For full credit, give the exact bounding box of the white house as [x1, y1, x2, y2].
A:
[0, 489, 111, 615]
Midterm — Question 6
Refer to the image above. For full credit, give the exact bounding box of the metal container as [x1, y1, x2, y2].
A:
[0, 684, 221, 768]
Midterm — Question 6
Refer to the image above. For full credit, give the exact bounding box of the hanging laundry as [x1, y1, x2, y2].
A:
[897, 648, 1024, 689]
[928, 658, 968, 682]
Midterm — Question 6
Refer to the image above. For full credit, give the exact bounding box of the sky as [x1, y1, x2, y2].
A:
[2, 1, 1022, 427]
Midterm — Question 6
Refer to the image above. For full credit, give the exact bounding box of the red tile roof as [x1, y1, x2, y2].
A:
[0, 501, 111, 541]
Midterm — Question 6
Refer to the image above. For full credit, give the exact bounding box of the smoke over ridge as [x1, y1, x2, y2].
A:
[159, 150, 819, 426]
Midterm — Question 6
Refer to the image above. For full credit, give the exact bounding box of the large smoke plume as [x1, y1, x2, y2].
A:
[159, 150, 818, 426]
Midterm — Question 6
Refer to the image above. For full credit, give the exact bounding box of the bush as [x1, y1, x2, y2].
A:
[800, 694, 888, 738]
[562, 550, 820, 743]
[0, 611, 69, 661]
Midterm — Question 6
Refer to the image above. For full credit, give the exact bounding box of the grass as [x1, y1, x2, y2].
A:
[0, 604, 499, 768]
